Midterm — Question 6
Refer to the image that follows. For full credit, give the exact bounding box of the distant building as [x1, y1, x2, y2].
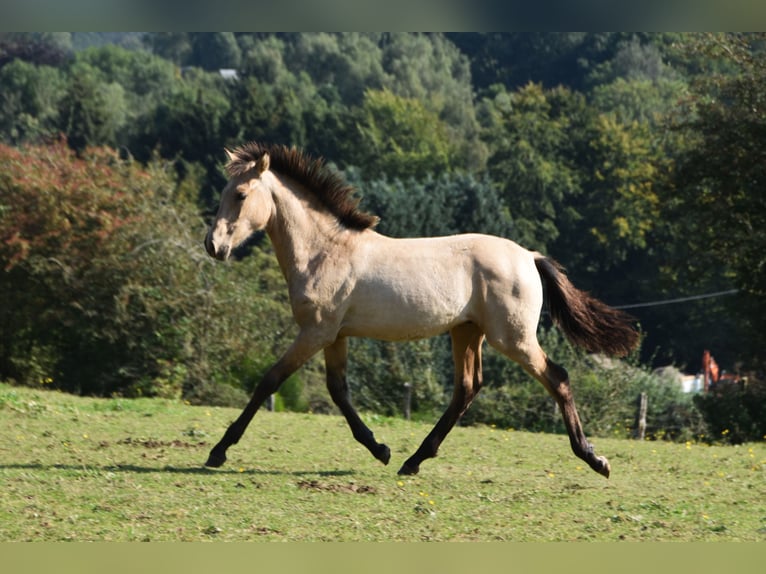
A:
[680, 374, 703, 394]
[654, 365, 703, 394]
[180, 67, 239, 80]
[218, 69, 239, 81]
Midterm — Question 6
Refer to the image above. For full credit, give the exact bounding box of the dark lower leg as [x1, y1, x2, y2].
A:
[205, 335, 319, 468]
[398, 403, 463, 475]
[333, 393, 391, 464]
[325, 338, 389, 464]
[559, 395, 610, 477]
[545, 359, 610, 478]
[205, 377, 278, 467]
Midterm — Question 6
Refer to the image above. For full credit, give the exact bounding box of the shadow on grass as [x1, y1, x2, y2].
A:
[0, 462, 356, 477]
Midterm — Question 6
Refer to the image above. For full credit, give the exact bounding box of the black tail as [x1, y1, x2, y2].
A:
[534, 255, 639, 357]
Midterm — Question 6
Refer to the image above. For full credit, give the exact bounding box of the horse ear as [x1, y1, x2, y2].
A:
[256, 153, 270, 173]
[224, 148, 236, 162]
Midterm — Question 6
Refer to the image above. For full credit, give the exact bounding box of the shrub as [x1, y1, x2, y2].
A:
[347, 337, 448, 420]
[694, 377, 766, 444]
[0, 140, 294, 404]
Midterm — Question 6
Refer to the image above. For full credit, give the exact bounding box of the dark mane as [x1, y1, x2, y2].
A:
[225, 142, 379, 230]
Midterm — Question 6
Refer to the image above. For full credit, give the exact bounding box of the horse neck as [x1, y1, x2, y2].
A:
[264, 173, 347, 282]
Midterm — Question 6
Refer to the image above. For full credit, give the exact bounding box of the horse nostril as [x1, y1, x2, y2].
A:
[204, 233, 216, 258]
[215, 245, 230, 261]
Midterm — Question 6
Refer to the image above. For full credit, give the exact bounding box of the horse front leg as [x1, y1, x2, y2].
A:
[324, 337, 390, 465]
[205, 332, 324, 468]
[398, 323, 484, 475]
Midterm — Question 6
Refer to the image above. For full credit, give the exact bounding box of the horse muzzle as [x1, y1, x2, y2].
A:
[204, 231, 230, 261]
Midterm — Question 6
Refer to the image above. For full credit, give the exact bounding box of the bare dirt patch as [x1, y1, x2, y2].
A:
[296, 479, 376, 494]
[116, 437, 208, 449]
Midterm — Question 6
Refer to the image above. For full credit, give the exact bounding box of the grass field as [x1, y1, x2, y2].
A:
[1, 381, 764, 542]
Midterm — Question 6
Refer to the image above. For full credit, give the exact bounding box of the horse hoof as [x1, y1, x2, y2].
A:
[376, 444, 391, 465]
[595, 456, 610, 479]
[205, 450, 227, 468]
[397, 462, 419, 476]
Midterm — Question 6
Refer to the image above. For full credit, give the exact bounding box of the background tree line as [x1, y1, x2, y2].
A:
[1, 32, 764, 442]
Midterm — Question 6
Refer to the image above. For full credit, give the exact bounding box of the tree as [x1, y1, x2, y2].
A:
[346, 89, 455, 180]
[0, 59, 65, 144]
[0, 32, 72, 68]
[590, 77, 688, 127]
[59, 61, 128, 153]
[448, 33, 620, 93]
[380, 33, 486, 172]
[134, 67, 233, 206]
[585, 35, 682, 87]
[189, 33, 241, 71]
[237, 34, 290, 83]
[352, 170, 514, 240]
[283, 33, 386, 105]
[76, 45, 178, 104]
[669, 33, 766, 367]
[480, 83, 583, 252]
[234, 33, 487, 173]
[143, 33, 192, 65]
[561, 113, 664, 271]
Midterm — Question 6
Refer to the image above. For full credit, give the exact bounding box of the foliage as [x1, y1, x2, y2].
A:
[138, 67, 231, 168]
[565, 112, 663, 269]
[266, 33, 386, 105]
[0, 59, 65, 144]
[189, 33, 241, 71]
[143, 33, 192, 65]
[346, 89, 455, 180]
[0, 32, 73, 68]
[480, 82, 582, 252]
[353, 170, 514, 239]
[347, 337, 448, 420]
[59, 60, 128, 153]
[75, 45, 178, 122]
[694, 378, 766, 444]
[0, 140, 292, 404]
[669, 33, 766, 368]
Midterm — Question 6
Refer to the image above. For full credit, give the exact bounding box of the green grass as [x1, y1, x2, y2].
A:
[1, 382, 764, 541]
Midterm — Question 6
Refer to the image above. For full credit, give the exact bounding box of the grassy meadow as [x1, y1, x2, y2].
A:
[1, 382, 764, 542]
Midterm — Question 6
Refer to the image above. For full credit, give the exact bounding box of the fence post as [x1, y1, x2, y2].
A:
[636, 392, 648, 440]
[403, 382, 412, 421]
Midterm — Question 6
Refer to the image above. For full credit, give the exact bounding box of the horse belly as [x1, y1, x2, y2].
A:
[340, 273, 473, 341]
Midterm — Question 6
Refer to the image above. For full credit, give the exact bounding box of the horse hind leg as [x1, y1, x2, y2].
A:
[541, 357, 610, 477]
[498, 340, 610, 478]
[398, 322, 484, 475]
[324, 338, 391, 465]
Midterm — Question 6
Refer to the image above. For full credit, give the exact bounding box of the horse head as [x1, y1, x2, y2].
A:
[204, 149, 273, 261]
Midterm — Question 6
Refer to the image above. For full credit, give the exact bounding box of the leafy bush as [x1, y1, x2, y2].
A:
[234, 352, 309, 413]
[694, 378, 766, 444]
[347, 337, 448, 420]
[0, 140, 293, 405]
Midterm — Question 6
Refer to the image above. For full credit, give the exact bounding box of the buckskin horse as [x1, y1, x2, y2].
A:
[203, 143, 639, 477]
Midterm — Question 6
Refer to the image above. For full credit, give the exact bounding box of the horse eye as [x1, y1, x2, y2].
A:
[235, 190, 247, 201]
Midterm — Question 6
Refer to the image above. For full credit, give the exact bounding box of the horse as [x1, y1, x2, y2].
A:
[203, 142, 639, 478]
